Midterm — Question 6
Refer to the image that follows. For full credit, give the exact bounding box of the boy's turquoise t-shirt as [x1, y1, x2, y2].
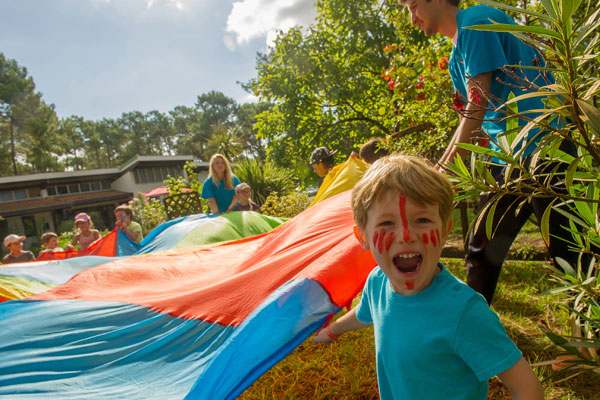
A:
[355, 265, 522, 400]
[201, 176, 241, 213]
[449, 5, 555, 158]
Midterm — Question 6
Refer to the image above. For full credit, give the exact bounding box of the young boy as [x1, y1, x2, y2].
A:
[232, 183, 260, 212]
[37, 232, 64, 258]
[2, 234, 35, 264]
[314, 154, 543, 399]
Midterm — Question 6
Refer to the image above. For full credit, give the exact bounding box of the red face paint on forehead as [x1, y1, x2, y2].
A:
[398, 194, 410, 242]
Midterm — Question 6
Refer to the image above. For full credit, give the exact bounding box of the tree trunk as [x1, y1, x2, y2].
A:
[9, 117, 18, 175]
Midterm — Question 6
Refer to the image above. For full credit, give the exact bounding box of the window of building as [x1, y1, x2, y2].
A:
[91, 182, 101, 191]
[80, 183, 90, 192]
[13, 190, 27, 200]
[57, 185, 68, 195]
[102, 182, 110, 190]
[0, 191, 13, 202]
[69, 184, 80, 194]
[47, 187, 56, 196]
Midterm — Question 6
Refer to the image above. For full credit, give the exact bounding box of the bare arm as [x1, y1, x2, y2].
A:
[66, 233, 80, 250]
[497, 357, 544, 400]
[225, 194, 240, 213]
[313, 308, 372, 343]
[438, 71, 493, 167]
[207, 198, 219, 214]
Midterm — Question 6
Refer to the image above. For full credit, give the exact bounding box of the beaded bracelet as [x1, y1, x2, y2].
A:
[326, 325, 340, 340]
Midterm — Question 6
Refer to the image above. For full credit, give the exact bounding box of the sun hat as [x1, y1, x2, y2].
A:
[310, 147, 337, 165]
[235, 183, 251, 194]
[3, 234, 26, 247]
[74, 212, 91, 223]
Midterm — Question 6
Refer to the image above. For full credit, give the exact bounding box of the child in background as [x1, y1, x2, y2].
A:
[66, 212, 101, 251]
[232, 183, 260, 212]
[114, 204, 144, 244]
[37, 232, 64, 258]
[313, 154, 543, 399]
[2, 234, 35, 264]
[359, 137, 389, 164]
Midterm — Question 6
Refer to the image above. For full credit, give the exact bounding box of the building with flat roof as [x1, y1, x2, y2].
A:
[0, 155, 209, 252]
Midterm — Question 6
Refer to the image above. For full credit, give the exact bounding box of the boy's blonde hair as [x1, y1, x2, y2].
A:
[209, 153, 235, 191]
[352, 154, 454, 230]
[41, 232, 57, 244]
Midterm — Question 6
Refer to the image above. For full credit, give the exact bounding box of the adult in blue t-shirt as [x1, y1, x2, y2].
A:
[402, 0, 584, 304]
[201, 154, 241, 214]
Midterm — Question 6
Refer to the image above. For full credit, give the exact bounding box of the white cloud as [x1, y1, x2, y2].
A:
[145, 0, 184, 10]
[226, 0, 317, 46]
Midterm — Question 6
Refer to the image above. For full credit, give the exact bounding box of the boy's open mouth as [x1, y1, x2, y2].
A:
[393, 253, 422, 275]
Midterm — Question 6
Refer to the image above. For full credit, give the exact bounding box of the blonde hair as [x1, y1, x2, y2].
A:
[209, 153, 235, 190]
[352, 154, 454, 230]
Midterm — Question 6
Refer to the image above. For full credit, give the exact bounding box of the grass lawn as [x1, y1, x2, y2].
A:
[240, 258, 600, 399]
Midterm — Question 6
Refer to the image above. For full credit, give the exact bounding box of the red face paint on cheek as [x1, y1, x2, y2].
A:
[405, 280, 415, 290]
[430, 229, 437, 247]
[384, 232, 395, 251]
[377, 230, 387, 253]
[422, 233, 429, 244]
[372, 231, 379, 248]
[398, 194, 410, 242]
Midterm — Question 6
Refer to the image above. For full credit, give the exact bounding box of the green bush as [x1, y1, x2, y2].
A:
[129, 193, 168, 235]
[261, 191, 311, 218]
[233, 158, 295, 206]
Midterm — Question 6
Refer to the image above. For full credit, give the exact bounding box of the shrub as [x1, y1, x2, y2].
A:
[129, 193, 167, 235]
[233, 158, 295, 206]
[261, 191, 311, 218]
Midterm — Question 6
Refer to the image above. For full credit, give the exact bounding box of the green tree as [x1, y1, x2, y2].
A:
[0, 53, 45, 175]
[22, 102, 60, 173]
[57, 116, 86, 171]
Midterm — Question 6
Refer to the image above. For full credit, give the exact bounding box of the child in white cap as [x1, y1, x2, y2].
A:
[232, 183, 260, 212]
[3, 234, 35, 264]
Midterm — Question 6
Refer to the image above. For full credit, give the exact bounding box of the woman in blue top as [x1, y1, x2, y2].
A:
[201, 153, 241, 214]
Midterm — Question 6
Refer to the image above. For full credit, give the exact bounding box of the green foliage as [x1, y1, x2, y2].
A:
[56, 231, 74, 250]
[250, 0, 403, 180]
[260, 192, 311, 219]
[0, 52, 60, 176]
[164, 161, 209, 211]
[129, 192, 167, 235]
[233, 158, 295, 206]
[447, 0, 600, 376]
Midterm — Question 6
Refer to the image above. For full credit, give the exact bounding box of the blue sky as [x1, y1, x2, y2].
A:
[0, 0, 317, 121]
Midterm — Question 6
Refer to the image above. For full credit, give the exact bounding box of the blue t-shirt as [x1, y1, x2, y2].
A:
[449, 5, 555, 157]
[355, 264, 522, 400]
[200, 176, 241, 213]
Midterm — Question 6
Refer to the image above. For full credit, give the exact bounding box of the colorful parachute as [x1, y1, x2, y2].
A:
[0, 157, 375, 399]
[0, 212, 286, 302]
